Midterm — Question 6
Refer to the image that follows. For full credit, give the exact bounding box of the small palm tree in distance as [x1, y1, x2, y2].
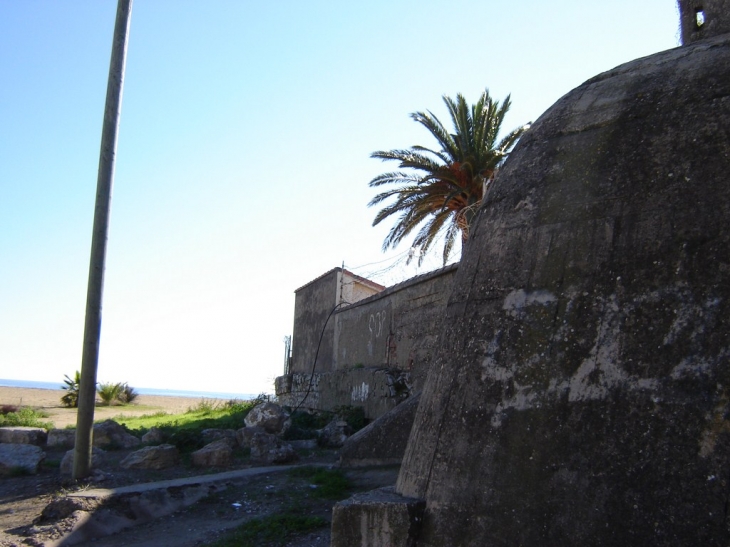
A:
[369, 89, 529, 265]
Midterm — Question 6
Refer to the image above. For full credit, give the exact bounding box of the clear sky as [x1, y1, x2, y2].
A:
[0, 1, 680, 395]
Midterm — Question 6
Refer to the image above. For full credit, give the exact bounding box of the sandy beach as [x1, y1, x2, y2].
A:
[0, 386, 234, 428]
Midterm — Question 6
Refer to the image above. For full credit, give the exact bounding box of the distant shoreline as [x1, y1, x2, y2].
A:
[0, 378, 259, 401]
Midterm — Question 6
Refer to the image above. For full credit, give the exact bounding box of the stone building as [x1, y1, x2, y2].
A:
[276, 265, 457, 419]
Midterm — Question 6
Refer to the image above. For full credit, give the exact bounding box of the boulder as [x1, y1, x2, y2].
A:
[318, 420, 352, 448]
[120, 444, 180, 470]
[141, 427, 164, 445]
[0, 443, 45, 475]
[244, 402, 291, 435]
[60, 447, 106, 476]
[201, 428, 237, 447]
[191, 439, 232, 467]
[0, 426, 47, 446]
[47, 428, 76, 448]
[235, 426, 265, 448]
[92, 420, 141, 449]
[249, 431, 298, 464]
[339, 393, 421, 467]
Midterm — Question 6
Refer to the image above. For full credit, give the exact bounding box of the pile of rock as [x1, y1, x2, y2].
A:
[0, 402, 311, 477]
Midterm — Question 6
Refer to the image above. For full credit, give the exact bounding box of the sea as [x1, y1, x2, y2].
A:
[0, 378, 258, 401]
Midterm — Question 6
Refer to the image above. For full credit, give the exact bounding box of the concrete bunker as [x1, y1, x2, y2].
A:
[332, 1, 730, 545]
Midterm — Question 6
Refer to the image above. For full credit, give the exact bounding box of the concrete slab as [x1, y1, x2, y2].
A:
[68, 464, 301, 498]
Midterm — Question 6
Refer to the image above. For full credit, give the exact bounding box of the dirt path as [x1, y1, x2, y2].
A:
[0, 449, 397, 547]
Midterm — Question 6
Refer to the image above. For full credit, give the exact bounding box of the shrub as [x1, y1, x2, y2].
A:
[0, 407, 53, 429]
[118, 383, 139, 404]
[97, 381, 139, 406]
[97, 382, 124, 406]
[60, 371, 81, 408]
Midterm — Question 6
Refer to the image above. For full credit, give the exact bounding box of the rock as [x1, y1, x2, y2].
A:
[340, 393, 421, 467]
[47, 428, 76, 448]
[191, 439, 232, 467]
[201, 428, 236, 447]
[92, 420, 140, 449]
[0, 426, 47, 446]
[60, 447, 106, 476]
[37, 497, 98, 523]
[120, 444, 180, 470]
[0, 443, 45, 475]
[249, 431, 298, 464]
[244, 402, 291, 435]
[235, 426, 266, 448]
[141, 427, 164, 444]
[288, 438, 318, 450]
[318, 420, 352, 448]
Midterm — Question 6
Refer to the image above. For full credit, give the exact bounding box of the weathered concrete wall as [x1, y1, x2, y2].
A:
[277, 368, 411, 419]
[394, 34, 730, 546]
[333, 265, 457, 390]
[339, 393, 421, 468]
[279, 265, 457, 419]
[331, 487, 425, 547]
[290, 269, 339, 374]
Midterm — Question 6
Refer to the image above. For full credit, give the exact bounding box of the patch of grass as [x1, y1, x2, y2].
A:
[8, 466, 32, 477]
[187, 398, 221, 415]
[288, 466, 351, 499]
[114, 397, 264, 453]
[44, 458, 62, 469]
[0, 407, 53, 429]
[205, 513, 326, 547]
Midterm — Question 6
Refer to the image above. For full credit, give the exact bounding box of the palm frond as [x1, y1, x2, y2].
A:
[368, 88, 528, 263]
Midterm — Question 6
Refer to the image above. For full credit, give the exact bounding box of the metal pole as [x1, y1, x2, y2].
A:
[73, 0, 133, 480]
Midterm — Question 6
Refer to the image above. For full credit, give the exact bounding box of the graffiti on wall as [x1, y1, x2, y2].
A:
[367, 310, 387, 356]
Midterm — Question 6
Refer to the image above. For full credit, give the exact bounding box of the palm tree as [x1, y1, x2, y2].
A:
[369, 89, 528, 264]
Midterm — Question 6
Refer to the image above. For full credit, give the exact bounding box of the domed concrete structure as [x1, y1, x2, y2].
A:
[387, 13, 730, 547]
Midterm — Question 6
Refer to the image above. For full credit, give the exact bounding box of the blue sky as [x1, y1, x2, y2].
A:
[0, 1, 679, 395]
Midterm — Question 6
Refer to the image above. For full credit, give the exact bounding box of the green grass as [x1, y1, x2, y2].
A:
[205, 513, 326, 547]
[112, 398, 265, 453]
[204, 467, 350, 546]
[0, 407, 54, 429]
[287, 466, 351, 499]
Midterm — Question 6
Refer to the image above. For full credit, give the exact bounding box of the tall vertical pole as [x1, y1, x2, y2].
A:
[73, 0, 133, 480]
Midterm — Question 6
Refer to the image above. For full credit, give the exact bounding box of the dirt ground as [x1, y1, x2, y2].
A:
[0, 443, 398, 547]
[0, 388, 398, 546]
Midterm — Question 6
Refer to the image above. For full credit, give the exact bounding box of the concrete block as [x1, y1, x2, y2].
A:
[331, 486, 424, 547]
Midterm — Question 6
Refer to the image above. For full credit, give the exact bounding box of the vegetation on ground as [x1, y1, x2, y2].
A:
[369, 89, 529, 264]
[204, 467, 352, 547]
[61, 372, 140, 408]
[60, 371, 81, 408]
[0, 406, 54, 429]
[97, 382, 124, 405]
[96, 382, 139, 406]
[205, 513, 327, 547]
[287, 466, 351, 499]
[115, 396, 269, 453]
